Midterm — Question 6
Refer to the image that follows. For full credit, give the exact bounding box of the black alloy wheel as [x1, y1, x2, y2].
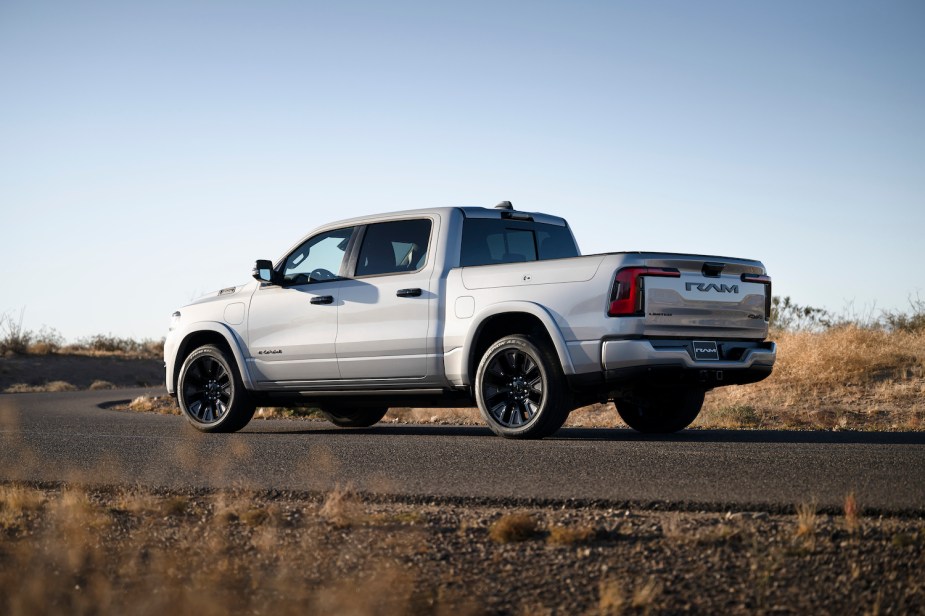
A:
[483, 348, 544, 428]
[475, 335, 570, 439]
[183, 354, 232, 423]
[177, 344, 256, 433]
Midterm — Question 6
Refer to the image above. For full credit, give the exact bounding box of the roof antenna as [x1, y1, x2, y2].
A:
[494, 201, 513, 210]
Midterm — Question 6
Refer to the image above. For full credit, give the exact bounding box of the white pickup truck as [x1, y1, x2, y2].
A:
[165, 202, 775, 439]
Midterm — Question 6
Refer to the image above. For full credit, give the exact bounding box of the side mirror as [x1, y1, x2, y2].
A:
[252, 259, 279, 284]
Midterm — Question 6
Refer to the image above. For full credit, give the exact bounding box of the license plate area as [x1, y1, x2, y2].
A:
[692, 341, 719, 361]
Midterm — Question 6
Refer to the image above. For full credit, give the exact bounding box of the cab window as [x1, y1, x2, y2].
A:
[459, 219, 578, 266]
[282, 226, 355, 284]
[355, 219, 432, 277]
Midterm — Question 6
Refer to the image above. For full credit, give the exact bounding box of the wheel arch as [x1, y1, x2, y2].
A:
[462, 302, 575, 386]
[168, 323, 254, 393]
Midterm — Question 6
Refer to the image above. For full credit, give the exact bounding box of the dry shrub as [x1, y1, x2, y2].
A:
[320, 485, 364, 528]
[795, 501, 817, 549]
[489, 512, 539, 543]
[0, 484, 46, 512]
[127, 395, 180, 415]
[89, 380, 116, 390]
[113, 487, 161, 515]
[0, 484, 46, 531]
[547, 524, 597, 545]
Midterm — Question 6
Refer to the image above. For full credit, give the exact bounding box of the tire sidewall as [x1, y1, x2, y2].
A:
[177, 345, 250, 432]
[475, 336, 559, 438]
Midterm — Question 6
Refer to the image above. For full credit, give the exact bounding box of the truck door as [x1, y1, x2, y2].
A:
[335, 218, 435, 380]
[246, 226, 356, 384]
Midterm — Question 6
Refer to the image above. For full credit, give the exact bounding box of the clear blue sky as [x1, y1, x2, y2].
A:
[2, 1, 923, 340]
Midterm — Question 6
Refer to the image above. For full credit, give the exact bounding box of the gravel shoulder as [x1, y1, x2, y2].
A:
[1, 482, 922, 615]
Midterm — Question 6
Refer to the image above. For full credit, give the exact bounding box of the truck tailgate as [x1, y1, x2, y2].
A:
[640, 256, 770, 338]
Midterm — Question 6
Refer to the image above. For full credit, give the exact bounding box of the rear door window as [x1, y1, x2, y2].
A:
[355, 219, 433, 277]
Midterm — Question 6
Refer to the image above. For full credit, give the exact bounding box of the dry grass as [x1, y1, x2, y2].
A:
[547, 524, 597, 545]
[384, 407, 482, 425]
[844, 492, 861, 534]
[0, 482, 921, 615]
[0, 484, 429, 615]
[697, 327, 925, 431]
[0, 483, 46, 531]
[89, 380, 117, 390]
[319, 485, 365, 528]
[598, 578, 626, 615]
[4, 380, 78, 393]
[795, 501, 818, 551]
[127, 395, 180, 415]
[489, 512, 540, 543]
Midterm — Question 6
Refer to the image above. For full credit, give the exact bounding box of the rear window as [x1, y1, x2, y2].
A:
[459, 218, 579, 267]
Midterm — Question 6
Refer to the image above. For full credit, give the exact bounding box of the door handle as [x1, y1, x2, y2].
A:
[396, 288, 422, 298]
[310, 295, 334, 305]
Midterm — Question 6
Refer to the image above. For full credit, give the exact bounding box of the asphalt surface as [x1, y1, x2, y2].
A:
[1, 388, 923, 513]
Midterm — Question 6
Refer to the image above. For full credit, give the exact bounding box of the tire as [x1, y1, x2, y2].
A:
[177, 344, 256, 433]
[320, 406, 389, 428]
[474, 335, 570, 439]
[614, 388, 705, 434]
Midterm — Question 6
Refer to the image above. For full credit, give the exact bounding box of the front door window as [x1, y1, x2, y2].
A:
[282, 227, 355, 285]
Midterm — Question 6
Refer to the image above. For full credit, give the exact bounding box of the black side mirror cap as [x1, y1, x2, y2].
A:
[252, 259, 279, 284]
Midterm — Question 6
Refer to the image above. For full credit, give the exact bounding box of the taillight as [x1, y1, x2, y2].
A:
[608, 267, 680, 317]
[741, 273, 772, 321]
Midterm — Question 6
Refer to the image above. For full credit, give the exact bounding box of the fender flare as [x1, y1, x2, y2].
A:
[461, 301, 576, 384]
[168, 322, 255, 392]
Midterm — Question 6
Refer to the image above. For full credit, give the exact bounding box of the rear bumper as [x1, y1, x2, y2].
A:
[568, 338, 776, 392]
[602, 339, 776, 372]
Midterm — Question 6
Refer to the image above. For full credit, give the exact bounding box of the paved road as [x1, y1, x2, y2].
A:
[1, 388, 923, 513]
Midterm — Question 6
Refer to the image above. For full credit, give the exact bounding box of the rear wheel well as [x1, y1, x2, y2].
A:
[468, 313, 557, 383]
[173, 331, 235, 391]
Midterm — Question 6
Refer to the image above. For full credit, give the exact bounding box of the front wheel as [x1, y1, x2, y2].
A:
[321, 406, 389, 428]
[177, 344, 256, 433]
[475, 335, 570, 439]
[614, 389, 705, 434]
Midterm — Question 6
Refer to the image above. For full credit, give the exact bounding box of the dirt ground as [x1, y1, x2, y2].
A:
[0, 355, 163, 392]
[1, 482, 922, 615]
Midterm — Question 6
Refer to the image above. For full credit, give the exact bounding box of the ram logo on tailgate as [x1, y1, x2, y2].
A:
[685, 282, 739, 294]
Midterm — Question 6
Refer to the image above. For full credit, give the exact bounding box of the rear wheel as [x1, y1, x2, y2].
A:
[177, 344, 256, 433]
[321, 406, 389, 428]
[475, 335, 570, 439]
[614, 389, 705, 434]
